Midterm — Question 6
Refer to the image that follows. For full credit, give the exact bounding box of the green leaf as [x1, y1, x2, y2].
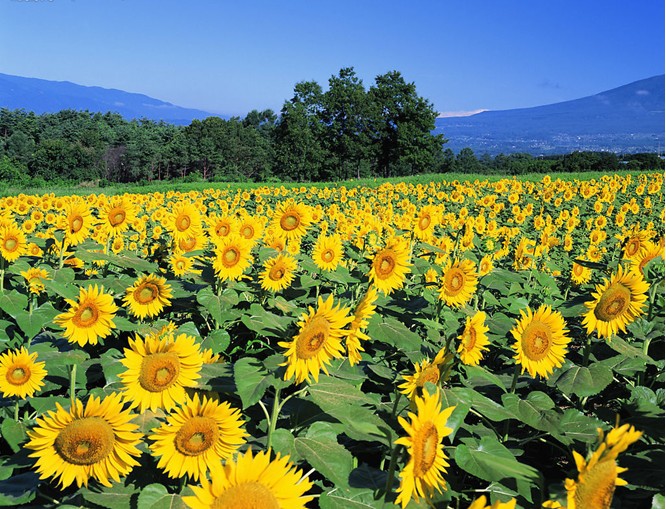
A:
[295, 422, 355, 492]
[15, 302, 59, 339]
[366, 316, 422, 362]
[0, 291, 27, 319]
[557, 409, 606, 445]
[80, 482, 139, 509]
[554, 364, 614, 397]
[320, 489, 394, 509]
[449, 387, 513, 422]
[196, 287, 241, 325]
[240, 303, 294, 337]
[137, 483, 186, 509]
[0, 472, 38, 505]
[0, 418, 26, 453]
[607, 335, 657, 365]
[201, 329, 230, 354]
[271, 428, 301, 462]
[463, 365, 508, 392]
[233, 357, 282, 409]
[502, 392, 559, 433]
[652, 493, 665, 509]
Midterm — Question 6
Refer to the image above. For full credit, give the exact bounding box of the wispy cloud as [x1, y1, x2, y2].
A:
[538, 79, 562, 89]
[438, 109, 487, 118]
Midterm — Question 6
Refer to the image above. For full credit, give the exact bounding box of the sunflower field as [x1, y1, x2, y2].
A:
[0, 173, 664, 509]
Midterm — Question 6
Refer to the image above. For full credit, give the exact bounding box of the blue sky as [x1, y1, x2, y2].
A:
[1, 0, 663, 116]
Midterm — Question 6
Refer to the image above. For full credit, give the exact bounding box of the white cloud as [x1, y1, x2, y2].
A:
[437, 109, 487, 118]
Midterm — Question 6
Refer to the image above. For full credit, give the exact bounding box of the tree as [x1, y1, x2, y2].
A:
[368, 71, 445, 177]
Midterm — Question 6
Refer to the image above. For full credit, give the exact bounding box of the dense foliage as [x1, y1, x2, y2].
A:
[0, 173, 663, 508]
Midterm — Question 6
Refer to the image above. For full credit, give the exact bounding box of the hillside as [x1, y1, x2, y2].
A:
[435, 75, 665, 155]
[0, 73, 220, 125]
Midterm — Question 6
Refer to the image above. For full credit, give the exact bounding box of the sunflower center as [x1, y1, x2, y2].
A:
[180, 237, 197, 251]
[74, 305, 99, 327]
[444, 268, 465, 294]
[135, 283, 158, 304]
[54, 417, 115, 466]
[210, 481, 280, 509]
[375, 252, 396, 279]
[573, 459, 617, 509]
[462, 326, 477, 350]
[625, 239, 640, 257]
[109, 207, 126, 227]
[322, 249, 335, 263]
[269, 265, 285, 281]
[417, 366, 440, 387]
[241, 225, 254, 239]
[70, 216, 84, 233]
[413, 422, 439, 478]
[176, 215, 191, 231]
[295, 316, 329, 360]
[174, 416, 219, 456]
[7, 365, 30, 385]
[573, 264, 584, 276]
[280, 212, 300, 231]
[222, 247, 240, 267]
[418, 215, 431, 230]
[4, 238, 18, 252]
[521, 321, 552, 361]
[216, 223, 230, 237]
[594, 283, 631, 322]
[139, 352, 180, 392]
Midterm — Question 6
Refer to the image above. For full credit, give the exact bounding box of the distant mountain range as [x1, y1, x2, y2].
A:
[435, 75, 665, 155]
[0, 72, 663, 154]
[0, 73, 222, 125]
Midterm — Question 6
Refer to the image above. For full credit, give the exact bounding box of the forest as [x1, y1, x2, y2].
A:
[0, 68, 662, 187]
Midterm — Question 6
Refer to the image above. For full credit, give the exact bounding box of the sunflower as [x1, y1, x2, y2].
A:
[123, 274, 173, 320]
[369, 236, 412, 295]
[169, 253, 200, 277]
[457, 311, 490, 366]
[438, 259, 478, 308]
[571, 260, 593, 286]
[0, 347, 47, 398]
[630, 240, 663, 274]
[0, 221, 27, 262]
[398, 348, 452, 401]
[237, 214, 264, 244]
[413, 205, 440, 241]
[54, 285, 118, 347]
[63, 199, 95, 246]
[20, 266, 50, 294]
[99, 196, 137, 238]
[346, 285, 378, 366]
[581, 265, 649, 339]
[119, 331, 203, 413]
[182, 449, 314, 509]
[272, 200, 313, 241]
[564, 424, 642, 509]
[621, 230, 650, 259]
[260, 253, 298, 292]
[167, 201, 203, 242]
[478, 254, 494, 277]
[468, 495, 517, 509]
[511, 305, 570, 379]
[207, 214, 235, 241]
[394, 388, 456, 508]
[212, 234, 254, 282]
[279, 294, 353, 384]
[312, 233, 344, 271]
[25, 393, 142, 488]
[149, 393, 247, 481]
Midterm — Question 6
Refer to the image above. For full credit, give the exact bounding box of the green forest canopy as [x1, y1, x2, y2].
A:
[0, 67, 662, 187]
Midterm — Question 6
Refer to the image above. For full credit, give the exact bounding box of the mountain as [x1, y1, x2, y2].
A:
[435, 75, 665, 155]
[0, 73, 221, 125]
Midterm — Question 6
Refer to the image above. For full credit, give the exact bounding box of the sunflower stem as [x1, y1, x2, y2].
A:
[266, 387, 281, 453]
[583, 334, 593, 367]
[0, 256, 5, 293]
[509, 364, 519, 393]
[69, 363, 77, 407]
[14, 397, 19, 421]
[384, 441, 399, 502]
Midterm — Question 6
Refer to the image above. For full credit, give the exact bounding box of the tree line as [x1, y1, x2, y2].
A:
[0, 67, 662, 187]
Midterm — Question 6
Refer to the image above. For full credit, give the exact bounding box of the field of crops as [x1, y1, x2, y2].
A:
[0, 173, 663, 509]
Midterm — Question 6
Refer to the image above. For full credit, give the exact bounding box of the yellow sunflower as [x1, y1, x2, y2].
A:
[478, 254, 494, 277]
[398, 348, 452, 401]
[438, 259, 478, 308]
[63, 199, 95, 246]
[312, 233, 344, 271]
[169, 253, 200, 277]
[468, 495, 517, 509]
[571, 260, 593, 286]
[630, 240, 663, 274]
[621, 230, 650, 259]
[511, 305, 570, 379]
[20, 266, 50, 294]
[413, 204, 440, 241]
[564, 424, 642, 509]
[25, 393, 142, 488]
[54, 285, 118, 347]
[123, 274, 173, 320]
[99, 196, 137, 238]
[581, 265, 649, 339]
[369, 236, 412, 295]
[0, 221, 27, 262]
[182, 449, 314, 509]
[0, 347, 47, 398]
[279, 295, 353, 384]
[167, 201, 203, 242]
[272, 200, 313, 241]
[457, 311, 490, 366]
[394, 388, 456, 508]
[237, 214, 264, 244]
[149, 393, 247, 481]
[260, 253, 298, 292]
[346, 285, 379, 366]
[207, 214, 235, 241]
[119, 331, 203, 413]
[212, 234, 254, 282]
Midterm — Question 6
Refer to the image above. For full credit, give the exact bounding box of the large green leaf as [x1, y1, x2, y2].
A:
[0, 418, 26, 453]
[0, 291, 27, 319]
[502, 392, 559, 433]
[196, 287, 241, 326]
[137, 484, 186, 509]
[15, 302, 60, 339]
[232, 356, 287, 409]
[0, 472, 38, 505]
[240, 303, 294, 337]
[366, 315, 422, 362]
[449, 387, 513, 422]
[80, 482, 139, 509]
[554, 364, 614, 397]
